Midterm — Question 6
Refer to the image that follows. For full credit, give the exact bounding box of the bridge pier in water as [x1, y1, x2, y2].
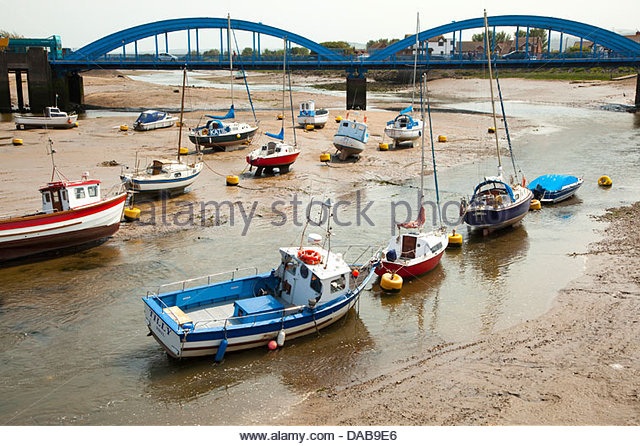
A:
[346, 71, 367, 110]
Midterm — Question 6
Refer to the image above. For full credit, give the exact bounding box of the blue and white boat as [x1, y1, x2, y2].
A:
[332, 116, 369, 161]
[528, 174, 583, 203]
[133, 110, 178, 131]
[142, 203, 381, 360]
[383, 106, 424, 147]
[297, 100, 329, 129]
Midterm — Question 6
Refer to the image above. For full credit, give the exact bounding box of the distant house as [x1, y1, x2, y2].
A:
[624, 31, 640, 44]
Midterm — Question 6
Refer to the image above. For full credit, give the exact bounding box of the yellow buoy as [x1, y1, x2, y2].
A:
[488, 127, 495, 134]
[277, 113, 284, 120]
[12, 138, 23, 146]
[226, 175, 240, 186]
[236, 134, 241, 139]
[379, 142, 389, 151]
[380, 272, 403, 292]
[305, 124, 314, 131]
[123, 207, 141, 221]
[176, 121, 183, 127]
[438, 135, 447, 142]
[119, 124, 128, 132]
[529, 199, 542, 210]
[320, 152, 331, 163]
[179, 147, 189, 155]
[335, 115, 343, 123]
[448, 230, 463, 247]
[598, 175, 612, 188]
[74, 122, 79, 127]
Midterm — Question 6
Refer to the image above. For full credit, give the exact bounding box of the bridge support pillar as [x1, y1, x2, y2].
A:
[346, 73, 366, 110]
[0, 52, 11, 113]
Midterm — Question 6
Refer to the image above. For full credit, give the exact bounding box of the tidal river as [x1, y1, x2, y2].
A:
[1, 99, 639, 425]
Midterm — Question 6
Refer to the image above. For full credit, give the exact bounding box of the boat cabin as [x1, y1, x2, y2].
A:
[40, 175, 102, 213]
[277, 247, 353, 307]
[336, 120, 369, 143]
[299, 100, 317, 116]
[44, 107, 68, 118]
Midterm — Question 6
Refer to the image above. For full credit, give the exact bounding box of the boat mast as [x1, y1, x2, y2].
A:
[177, 67, 186, 162]
[228, 14, 234, 108]
[411, 12, 420, 109]
[423, 73, 443, 227]
[483, 10, 503, 177]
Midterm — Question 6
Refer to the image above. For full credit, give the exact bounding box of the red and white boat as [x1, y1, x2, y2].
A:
[375, 74, 448, 280]
[246, 39, 300, 177]
[0, 149, 127, 262]
[246, 129, 300, 176]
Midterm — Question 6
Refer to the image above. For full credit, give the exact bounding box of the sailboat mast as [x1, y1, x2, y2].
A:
[177, 68, 187, 162]
[423, 74, 443, 226]
[411, 13, 420, 109]
[282, 38, 287, 131]
[483, 10, 502, 174]
[228, 14, 234, 106]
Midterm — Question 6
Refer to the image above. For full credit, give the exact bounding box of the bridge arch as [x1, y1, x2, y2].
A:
[369, 15, 640, 61]
[65, 17, 345, 62]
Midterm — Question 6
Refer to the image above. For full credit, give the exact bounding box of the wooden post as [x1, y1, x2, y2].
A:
[635, 71, 640, 112]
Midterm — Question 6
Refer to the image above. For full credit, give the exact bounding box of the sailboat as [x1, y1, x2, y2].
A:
[375, 73, 448, 279]
[188, 15, 259, 151]
[383, 13, 424, 148]
[121, 68, 203, 195]
[460, 10, 532, 235]
[246, 38, 300, 176]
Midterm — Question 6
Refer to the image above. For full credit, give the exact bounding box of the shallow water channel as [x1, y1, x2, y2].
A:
[1, 96, 639, 425]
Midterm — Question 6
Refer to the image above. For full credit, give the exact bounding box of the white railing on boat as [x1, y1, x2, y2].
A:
[149, 266, 260, 297]
[190, 303, 309, 331]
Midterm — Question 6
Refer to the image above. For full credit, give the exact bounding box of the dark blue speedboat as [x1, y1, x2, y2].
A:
[528, 174, 583, 203]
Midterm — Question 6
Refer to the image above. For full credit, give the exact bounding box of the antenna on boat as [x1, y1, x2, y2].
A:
[46, 138, 67, 182]
[483, 9, 503, 178]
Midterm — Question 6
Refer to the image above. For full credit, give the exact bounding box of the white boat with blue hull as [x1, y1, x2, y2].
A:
[143, 231, 380, 360]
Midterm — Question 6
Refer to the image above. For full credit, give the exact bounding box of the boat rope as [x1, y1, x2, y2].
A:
[231, 25, 258, 124]
[494, 67, 521, 185]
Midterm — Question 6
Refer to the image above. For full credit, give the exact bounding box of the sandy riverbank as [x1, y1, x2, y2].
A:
[1, 71, 638, 426]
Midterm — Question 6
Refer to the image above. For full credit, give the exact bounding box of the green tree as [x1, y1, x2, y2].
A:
[320, 41, 355, 56]
[472, 30, 510, 43]
[241, 47, 253, 57]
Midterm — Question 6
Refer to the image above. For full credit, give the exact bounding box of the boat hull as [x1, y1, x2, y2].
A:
[144, 294, 359, 358]
[15, 115, 78, 129]
[189, 127, 258, 149]
[297, 111, 329, 128]
[384, 126, 423, 143]
[0, 193, 126, 261]
[122, 163, 203, 194]
[463, 190, 532, 233]
[333, 136, 366, 160]
[376, 249, 445, 279]
[246, 152, 300, 169]
[134, 117, 178, 131]
[528, 175, 583, 203]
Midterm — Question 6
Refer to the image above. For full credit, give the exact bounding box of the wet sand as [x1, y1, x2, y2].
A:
[1, 71, 638, 425]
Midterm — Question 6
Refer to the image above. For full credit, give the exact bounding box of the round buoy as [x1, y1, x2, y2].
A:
[448, 230, 463, 247]
[74, 122, 79, 127]
[176, 121, 183, 127]
[529, 199, 542, 211]
[119, 124, 128, 132]
[12, 138, 23, 146]
[319, 152, 331, 163]
[277, 113, 284, 120]
[305, 124, 314, 131]
[124, 207, 141, 221]
[226, 175, 239, 186]
[351, 269, 360, 278]
[236, 134, 241, 139]
[598, 175, 612, 188]
[179, 147, 189, 155]
[380, 272, 403, 292]
[268, 340, 278, 350]
[379, 142, 389, 151]
[488, 127, 495, 134]
[335, 115, 343, 123]
[276, 329, 286, 347]
[438, 135, 447, 142]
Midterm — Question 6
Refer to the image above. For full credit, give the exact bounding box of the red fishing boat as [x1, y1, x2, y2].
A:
[0, 141, 127, 262]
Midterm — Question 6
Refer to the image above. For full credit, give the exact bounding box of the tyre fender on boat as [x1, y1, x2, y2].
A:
[276, 329, 286, 347]
[202, 128, 209, 136]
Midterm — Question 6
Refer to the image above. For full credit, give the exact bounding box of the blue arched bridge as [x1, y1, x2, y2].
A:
[52, 14, 640, 72]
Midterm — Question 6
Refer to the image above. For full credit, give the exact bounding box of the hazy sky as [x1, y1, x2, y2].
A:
[2, 0, 639, 50]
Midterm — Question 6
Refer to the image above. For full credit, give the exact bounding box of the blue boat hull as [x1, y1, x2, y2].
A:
[528, 175, 583, 203]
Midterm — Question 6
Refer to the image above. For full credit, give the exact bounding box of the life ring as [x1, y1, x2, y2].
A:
[298, 249, 321, 265]
[67, 118, 72, 124]
[202, 128, 209, 136]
